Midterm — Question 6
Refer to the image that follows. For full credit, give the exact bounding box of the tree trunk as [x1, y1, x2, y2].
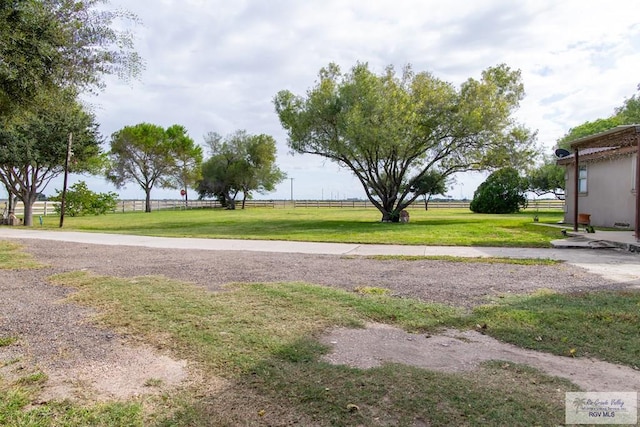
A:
[424, 194, 432, 211]
[380, 201, 399, 222]
[241, 192, 247, 209]
[223, 191, 236, 210]
[145, 188, 152, 212]
[21, 193, 37, 226]
[5, 184, 14, 215]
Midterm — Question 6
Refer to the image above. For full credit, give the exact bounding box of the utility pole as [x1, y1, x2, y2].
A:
[290, 178, 294, 205]
[59, 132, 73, 228]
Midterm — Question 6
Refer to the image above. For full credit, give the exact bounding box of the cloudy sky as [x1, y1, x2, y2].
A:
[68, 0, 640, 201]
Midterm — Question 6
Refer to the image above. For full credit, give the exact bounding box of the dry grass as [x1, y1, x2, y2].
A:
[0, 241, 44, 269]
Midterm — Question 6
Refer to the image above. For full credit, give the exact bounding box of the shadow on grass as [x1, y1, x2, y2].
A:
[163, 337, 576, 427]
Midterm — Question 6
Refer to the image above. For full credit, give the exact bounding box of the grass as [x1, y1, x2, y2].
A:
[0, 337, 17, 347]
[0, 241, 43, 269]
[44, 208, 565, 247]
[41, 271, 588, 425]
[0, 365, 144, 426]
[0, 386, 144, 427]
[466, 289, 640, 367]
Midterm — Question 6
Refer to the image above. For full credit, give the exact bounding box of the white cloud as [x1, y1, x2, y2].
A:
[56, 0, 640, 201]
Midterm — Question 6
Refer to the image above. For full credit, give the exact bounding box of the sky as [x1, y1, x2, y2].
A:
[52, 0, 640, 201]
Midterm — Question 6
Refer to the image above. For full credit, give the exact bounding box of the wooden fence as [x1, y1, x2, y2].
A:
[2, 198, 565, 216]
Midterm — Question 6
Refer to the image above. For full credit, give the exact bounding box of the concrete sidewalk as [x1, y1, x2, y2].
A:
[1, 227, 640, 283]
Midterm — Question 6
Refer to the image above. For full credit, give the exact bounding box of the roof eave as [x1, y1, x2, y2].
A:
[569, 125, 640, 150]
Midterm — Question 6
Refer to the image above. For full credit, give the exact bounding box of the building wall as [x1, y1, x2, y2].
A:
[564, 154, 636, 227]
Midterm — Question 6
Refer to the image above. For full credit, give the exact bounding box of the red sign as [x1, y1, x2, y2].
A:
[180, 189, 186, 196]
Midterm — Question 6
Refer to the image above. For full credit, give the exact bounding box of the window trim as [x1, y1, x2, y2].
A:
[578, 165, 587, 194]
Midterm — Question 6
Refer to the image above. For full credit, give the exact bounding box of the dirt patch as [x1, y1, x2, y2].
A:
[0, 267, 189, 402]
[321, 323, 640, 392]
[1, 237, 639, 403]
[38, 346, 189, 402]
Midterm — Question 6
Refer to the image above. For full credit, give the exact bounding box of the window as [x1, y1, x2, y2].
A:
[578, 165, 587, 193]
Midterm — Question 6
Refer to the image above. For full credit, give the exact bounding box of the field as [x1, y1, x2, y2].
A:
[44, 207, 566, 247]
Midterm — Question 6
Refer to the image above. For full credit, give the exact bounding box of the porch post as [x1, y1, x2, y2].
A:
[636, 135, 640, 240]
[573, 149, 579, 232]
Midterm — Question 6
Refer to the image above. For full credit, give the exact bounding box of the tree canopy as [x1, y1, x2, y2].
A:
[526, 155, 565, 199]
[0, 0, 142, 114]
[197, 130, 285, 209]
[107, 123, 195, 212]
[165, 124, 203, 206]
[0, 88, 101, 225]
[556, 117, 623, 150]
[274, 62, 536, 221]
[557, 84, 640, 149]
[49, 180, 117, 217]
[409, 170, 449, 210]
[470, 167, 527, 214]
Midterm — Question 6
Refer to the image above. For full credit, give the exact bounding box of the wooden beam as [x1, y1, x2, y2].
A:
[636, 136, 640, 240]
[573, 149, 579, 232]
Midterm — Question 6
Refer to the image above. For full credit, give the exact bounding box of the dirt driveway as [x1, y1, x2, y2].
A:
[1, 237, 639, 401]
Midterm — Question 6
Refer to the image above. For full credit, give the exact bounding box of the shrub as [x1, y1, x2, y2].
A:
[51, 181, 118, 216]
[470, 168, 527, 214]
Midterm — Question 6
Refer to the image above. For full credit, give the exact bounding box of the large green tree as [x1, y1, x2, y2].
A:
[527, 155, 565, 199]
[0, 88, 101, 225]
[107, 123, 183, 212]
[198, 130, 285, 209]
[409, 170, 449, 210]
[165, 124, 203, 206]
[470, 167, 527, 214]
[556, 117, 623, 150]
[274, 62, 536, 221]
[616, 87, 640, 123]
[0, 0, 142, 114]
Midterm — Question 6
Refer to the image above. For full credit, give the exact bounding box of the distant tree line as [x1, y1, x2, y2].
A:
[106, 125, 286, 212]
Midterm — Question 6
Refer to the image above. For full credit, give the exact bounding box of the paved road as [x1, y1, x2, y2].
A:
[1, 228, 640, 284]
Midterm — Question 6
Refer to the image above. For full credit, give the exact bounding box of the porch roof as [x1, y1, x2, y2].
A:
[562, 124, 640, 240]
[569, 125, 640, 150]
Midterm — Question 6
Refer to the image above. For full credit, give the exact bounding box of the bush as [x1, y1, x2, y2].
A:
[51, 181, 118, 216]
[470, 168, 527, 214]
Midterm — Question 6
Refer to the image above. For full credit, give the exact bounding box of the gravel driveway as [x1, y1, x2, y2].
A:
[10, 238, 633, 307]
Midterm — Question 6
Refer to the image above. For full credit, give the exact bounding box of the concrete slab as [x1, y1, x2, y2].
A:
[551, 238, 618, 249]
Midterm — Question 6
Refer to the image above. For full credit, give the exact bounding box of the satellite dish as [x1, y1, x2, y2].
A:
[555, 148, 570, 158]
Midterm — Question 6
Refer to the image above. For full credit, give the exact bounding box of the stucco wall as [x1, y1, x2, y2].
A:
[564, 154, 636, 227]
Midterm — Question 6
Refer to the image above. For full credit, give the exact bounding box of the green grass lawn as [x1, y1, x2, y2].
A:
[42, 207, 565, 247]
[466, 289, 640, 367]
